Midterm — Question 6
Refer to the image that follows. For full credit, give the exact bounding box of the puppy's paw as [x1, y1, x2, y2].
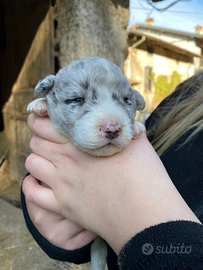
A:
[27, 98, 48, 116]
[133, 121, 146, 139]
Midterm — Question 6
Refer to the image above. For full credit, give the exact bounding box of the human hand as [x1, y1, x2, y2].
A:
[24, 174, 97, 250]
[23, 114, 200, 255]
[23, 115, 97, 250]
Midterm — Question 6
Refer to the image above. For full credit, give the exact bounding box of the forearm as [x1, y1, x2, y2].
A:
[106, 182, 200, 255]
[92, 136, 200, 254]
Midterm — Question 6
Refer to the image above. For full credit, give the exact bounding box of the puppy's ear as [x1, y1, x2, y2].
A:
[133, 90, 145, 111]
[34, 75, 55, 97]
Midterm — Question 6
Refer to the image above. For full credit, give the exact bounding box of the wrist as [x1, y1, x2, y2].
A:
[97, 138, 200, 254]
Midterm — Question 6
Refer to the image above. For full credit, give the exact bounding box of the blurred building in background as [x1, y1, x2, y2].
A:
[125, 18, 203, 121]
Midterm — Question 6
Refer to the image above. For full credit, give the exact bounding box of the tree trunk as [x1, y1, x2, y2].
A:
[55, 0, 129, 70]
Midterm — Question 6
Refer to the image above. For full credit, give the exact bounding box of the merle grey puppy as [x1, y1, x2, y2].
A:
[28, 57, 145, 156]
[27, 57, 145, 270]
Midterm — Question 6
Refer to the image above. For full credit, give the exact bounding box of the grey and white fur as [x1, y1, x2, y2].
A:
[27, 57, 145, 270]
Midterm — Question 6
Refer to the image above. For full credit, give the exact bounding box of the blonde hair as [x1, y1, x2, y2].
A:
[147, 70, 203, 156]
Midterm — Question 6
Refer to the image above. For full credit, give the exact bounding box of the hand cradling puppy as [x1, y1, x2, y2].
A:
[27, 57, 146, 270]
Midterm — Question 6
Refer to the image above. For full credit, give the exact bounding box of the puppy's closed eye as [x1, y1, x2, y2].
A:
[64, 98, 85, 105]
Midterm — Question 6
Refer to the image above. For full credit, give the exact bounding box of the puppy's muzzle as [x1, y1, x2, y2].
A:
[101, 122, 122, 140]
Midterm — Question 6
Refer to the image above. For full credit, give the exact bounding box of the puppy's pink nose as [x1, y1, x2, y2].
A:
[101, 123, 122, 140]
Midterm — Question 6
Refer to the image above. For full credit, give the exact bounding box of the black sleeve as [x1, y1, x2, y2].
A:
[21, 185, 92, 264]
[118, 220, 203, 270]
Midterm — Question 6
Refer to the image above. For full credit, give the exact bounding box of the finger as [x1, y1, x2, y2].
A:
[25, 198, 63, 227]
[22, 174, 59, 213]
[29, 134, 92, 166]
[27, 114, 68, 143]
[29, 135, 66, 164]
[25, 153, 56, 185]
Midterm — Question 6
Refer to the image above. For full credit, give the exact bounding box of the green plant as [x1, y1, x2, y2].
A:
[150, 70, 181, 107]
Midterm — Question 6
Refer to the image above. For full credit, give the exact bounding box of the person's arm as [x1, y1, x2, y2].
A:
[23, 114, 200, 255]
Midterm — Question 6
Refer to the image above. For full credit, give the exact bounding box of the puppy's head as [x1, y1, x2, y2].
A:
[35, 57, 145, 156]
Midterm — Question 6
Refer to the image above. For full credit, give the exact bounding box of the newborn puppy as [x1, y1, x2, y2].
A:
[27, 57, 145, 270]
[27, 57, 145, 156]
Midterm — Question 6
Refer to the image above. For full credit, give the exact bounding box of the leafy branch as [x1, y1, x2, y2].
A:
[149, 70, 181, 107]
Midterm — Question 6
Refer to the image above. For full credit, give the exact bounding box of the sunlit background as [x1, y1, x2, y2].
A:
[129, 0, 203, 33]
